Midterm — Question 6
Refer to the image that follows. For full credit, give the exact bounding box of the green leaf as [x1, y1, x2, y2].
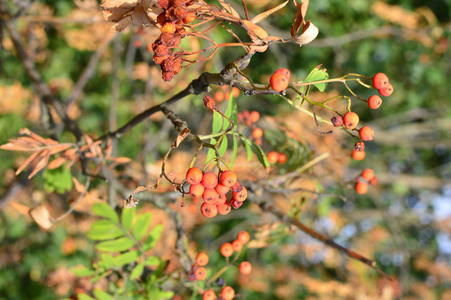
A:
[93, 290, 114, 300]
[145, 256, 161, 266]
[78, 294, 96, 300]
[230, 135, 238, 168]
[211, 109, 223, 134]
[239, 133, 253, 161]
[130, 262, 145, 280]
[121, 207, 136, 230]
[132, 212, 152, 241]
[304, 65, 329, 92]
[72, 266, 96, 277]
[143, 224, 163, 251]
[250, 140, 270, 173]
[148, 284, 174, 300]
[205, 138, 217, 165]
[218, 136, 228, 157]
[96, 237, 135, 252]
[113, 250, 139, 268]
[87, 220, 124, 240]
[43, 166, 73, 194]
[98, 253, 114, 269]
[91, 202, 119, 223]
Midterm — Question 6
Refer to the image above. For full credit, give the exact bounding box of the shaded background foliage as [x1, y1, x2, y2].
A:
[0, 0, 450, 299]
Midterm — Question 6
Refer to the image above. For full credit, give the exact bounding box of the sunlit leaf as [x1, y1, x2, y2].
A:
[113, 250, 139, 268]
[72, 266, 96, 277]
[304, 64, 329, 92]
[91, 202, 119, 223]
[239, 133, 253, 161]
[130, 262, 144, 280]
[121, 206, 136, 230]
[96, 237, 134, 252]
[143, 224, 163, 251]
[145, 256, 160, 266]
[132, 212, 152, 241]
[218, 136, 228, 157]
[93, 290, 114, 300]
[87, 220, 124, 240]
[230, 135, 238, 167]
[78, 294, 96, 300]
[250, 140, 271, 173]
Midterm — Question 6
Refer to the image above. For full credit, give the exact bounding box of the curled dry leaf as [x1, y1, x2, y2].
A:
[72, 177, 87, 193]
[251, 0, 289, 24]
[218, 0, 240, 18]
[29, 205, 53, 230]
[294, 20, 318, 46]
[10, 202, 31, 216]
[291, 0, 310, 37]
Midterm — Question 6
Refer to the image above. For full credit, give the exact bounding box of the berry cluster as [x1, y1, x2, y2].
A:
[237, 110, 264, 145]
[149, 0, 196, 81]
[266, 150, 287, 164]
[270, 68, 291, 92]
[214, 85, 241, 103]
[372, 73, 394, 97]
[354, 168, 379, 194]
[188, 252, 209, 281]
[185, 168, 248, 218]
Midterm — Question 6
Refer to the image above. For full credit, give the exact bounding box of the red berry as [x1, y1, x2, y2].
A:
[201, 202, 218, 218]
[249, 111, 260, 123]
[270, 68, 291, 92]
[189, 183, 205, 198]
[217, 201, 231, 215]
[252, 127, 263, 139]
[221, 286, 235, 300]
[215, 184, 230, 195]
[343, 112, 359, 130]
[267, 151, 279, 164]
[369, 176, 379, 186]
[196, 252, 209, 266]
[220, 243, 234, 257]
[219, 170, 237, 188]
[359, 126, 375, 141]
[351, 149, 366, 161]
[186, 167, 203, 185]
[231, 239, 243, 252]
[378, 83, 394, 97]
[355, 181, 368, 194]
[278, 153, 288, 164]
[331, 116, 344, 127]
[202, 188, 219, 203]
[237, 231, 250, 244]
[230, 199, 243, 209]
[194, 266, 207, 280]
[239, 261, 252, 275]
[361, 168, 375, 181]
[201, 172, 218, 189]
[372, 73, 389, 89]
[368, 95, 383, 109]
[232, 186, 248, 201]
[202, 290, 216, 300]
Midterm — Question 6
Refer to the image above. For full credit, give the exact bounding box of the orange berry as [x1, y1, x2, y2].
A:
[202, 188, 219, 203]
[214, 90, 225, 102]
[372, 73, 389, 89]
[239, 261, 252, 275]
[351, 149, 366, 161]
[201, 172, 218, 189]
[214, 193, 227, 205]
[369, 176, 379, 186]
[355, 181, 368, 194]
[361, 168, 375, 181]
[270, 73, 289, 92]
[267, 151, 279, 164]
[189, 183, 205, 198]
[254, 138, 262, 146]
[359, 126, 375, 141]
[232, 186, 247, 201]
[274, 68, 290, 77]
[217, 201, 231, 215]
[161, 22, 176, 34]
[249, 111, 260, 123]
[186, 167, 203, 185]
[219, 170, 237, 188]
[278, 153, 287, 164]
[237, 231, 250, 244]
[215, 184, 230, 196]
[201, 202, 218, 218]
[368, 95, 383, 109]
[202, 290, 216, 300]
[195, 266, 207, 280]
[220, 243, 234, 257]
[196, 252, 209, 266]
[231, 239, 243, 252]
[232, 87, 240, 98]
[252, 127, 263, 139]
[221, 286, 235, 300]
[183, 11, 196, 23]
[343, 112, 359, 130]
[378, 83, 394, 97]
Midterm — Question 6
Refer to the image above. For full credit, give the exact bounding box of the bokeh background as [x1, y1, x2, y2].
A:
[0, 0, 450, 299]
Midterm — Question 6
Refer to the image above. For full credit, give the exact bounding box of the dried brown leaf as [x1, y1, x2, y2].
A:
[29, 205, 53, 230]
[15, 150, 42, 175]
[173, 128, 191, 148]
[132, 5, 151, 26]
[218, 0, 241, 18]
[131, 186, 149, 195]
[242, 20, 268, 44]
[290, 0, 309, 37]
[72, 177, 86, 193]
[0, 142, 34, 152]
[113, 157, 132, 164]
[10, 202, 31, 215]
[251, 0, 288, 24]
[102, 7, 134, 22]
[105, 138, 113, 158]
[100, 0, 139, 9]
[28, 150, 50, 179]
[48, 144, 73, 155]
[294, 20, 318, 46]
[47, 157, 68, 170]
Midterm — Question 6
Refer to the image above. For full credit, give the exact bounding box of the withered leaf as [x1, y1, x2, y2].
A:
[173, 128, 191, 148]
[15, 150, 42, 175]
[47, 157, 68, 170]
[113, 157, 132, 164]
[251, 0, 288, 24]
[290, 0, 310, 37]
[242, 20, 268, 44]
[132, 5, 151, 27]
[294, 20, 318, 46]
[100, 0, 139, 9]
[218, 0, 240, 18]
[28, 150, 50, 179]
[48, 144, 73, 155]
[72, 177, 86, 193]
[10, 202, 31, 216]
[29, 205, 53, 230]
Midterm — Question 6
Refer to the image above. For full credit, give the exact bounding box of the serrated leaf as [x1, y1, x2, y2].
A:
[130, 262, 144, 280]
[143, 224, 163, 251]
[93, 290, 114, 300]
[250, 140, 271, 173]
[239, 133, 253, 161]
[145, 256, 160, 266]
[113, 250, 139, 268]
[96, 237, 134, 252]
[78, 294, 96, 300]
[218, 136, 228, 157]
[132, 212, 152, 241]
[87, 220, 124, 240]
[121, 207, 136, 230]
[72, 266, 96, 277]
[304, 65, 329, 92]
[230, 135, 238, 168]
[91, 202, 119, 223]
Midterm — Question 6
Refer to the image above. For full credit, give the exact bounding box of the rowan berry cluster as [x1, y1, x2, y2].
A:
[188, 252, 209, 281]
[149, 0, 196, 81]
[185, 168, 248, 218]
[354, 168, 379, 194]
[266, 150, 287, 165]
